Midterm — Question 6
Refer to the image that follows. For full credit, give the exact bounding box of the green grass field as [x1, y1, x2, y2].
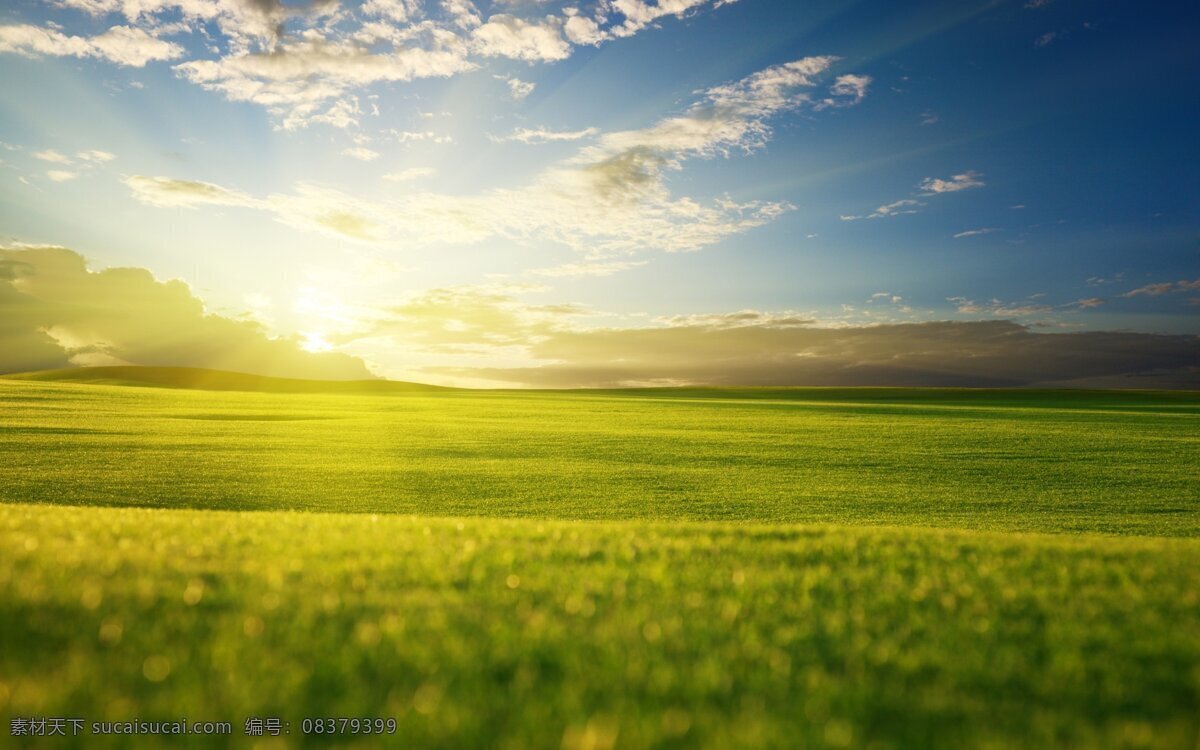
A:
[1, 370, 1198, 748]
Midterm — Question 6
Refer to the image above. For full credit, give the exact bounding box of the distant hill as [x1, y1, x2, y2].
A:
[0, 366, 453, 394]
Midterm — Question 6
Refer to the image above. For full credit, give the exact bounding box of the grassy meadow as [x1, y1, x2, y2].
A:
[1, 371, 1198, 748]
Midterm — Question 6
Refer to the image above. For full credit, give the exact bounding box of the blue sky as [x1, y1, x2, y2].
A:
[0, 0, 1196, 386]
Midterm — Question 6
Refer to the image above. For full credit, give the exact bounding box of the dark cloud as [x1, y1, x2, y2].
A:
[0, 246, 374, 380]
[431, 317, 1200, 389]
[0, 278, 72, 373]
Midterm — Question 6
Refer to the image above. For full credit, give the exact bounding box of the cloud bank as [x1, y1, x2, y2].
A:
[445, 320, 1200, 389]
[4, 0, 745, 129]
[3, 248, 1195, 388]
[0, 245, 374, 380]
[353, 285, 1200, 389]
[0, 24, 182, 67]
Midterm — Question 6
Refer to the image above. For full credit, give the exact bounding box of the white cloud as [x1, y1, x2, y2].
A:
[948, 296, 1053, 317]
[562, 9, 604, 45]
[490, 126, 599, 144]
[123, 174, 261, 209]
[28, 146, 115, 181]
[109, 0, 302, 53]
[383, 166, 437, 182]
[17, 0, 746, 129]
[174, 34, 476, 130]
[125, 174, 387, 241]
[0, 24, 182, 67]
[1035, 31, 1059, 47]
[589, 56, 843, 165]
[504, 76, 535, 100]
[76, 149, 116, 163]
[48, 0, 121, 15]
[126, 58, 866, 253]
[472, 14, 570, 61]
[444, 0, 483, 30]
[815, 73, 871, 109]
[301, 96, 364, 130]
[87, 24, 184, 66]
[840, 198, 923, 221]
[1086, 273, 1123, 287]
[1122, 279, 1200, 298]
[953, 227, 998, 239]
[33, 149, 73, 164]
[919, 170, 985, 194]
[607, 0, 709, 38]
[386, 129, 454, 144]
[342, 146, 381, 161]
[363, 0, 422, 24]
[530, 260, 647, 277]
[267, 184, 390, 241]
[131, 152, 767, 250]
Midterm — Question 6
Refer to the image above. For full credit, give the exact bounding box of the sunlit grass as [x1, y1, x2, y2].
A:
[0, 378, 1198, 748]
[1, 380, 1197, 534]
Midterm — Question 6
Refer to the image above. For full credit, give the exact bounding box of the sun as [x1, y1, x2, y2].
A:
[299, 331, 333, 353]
